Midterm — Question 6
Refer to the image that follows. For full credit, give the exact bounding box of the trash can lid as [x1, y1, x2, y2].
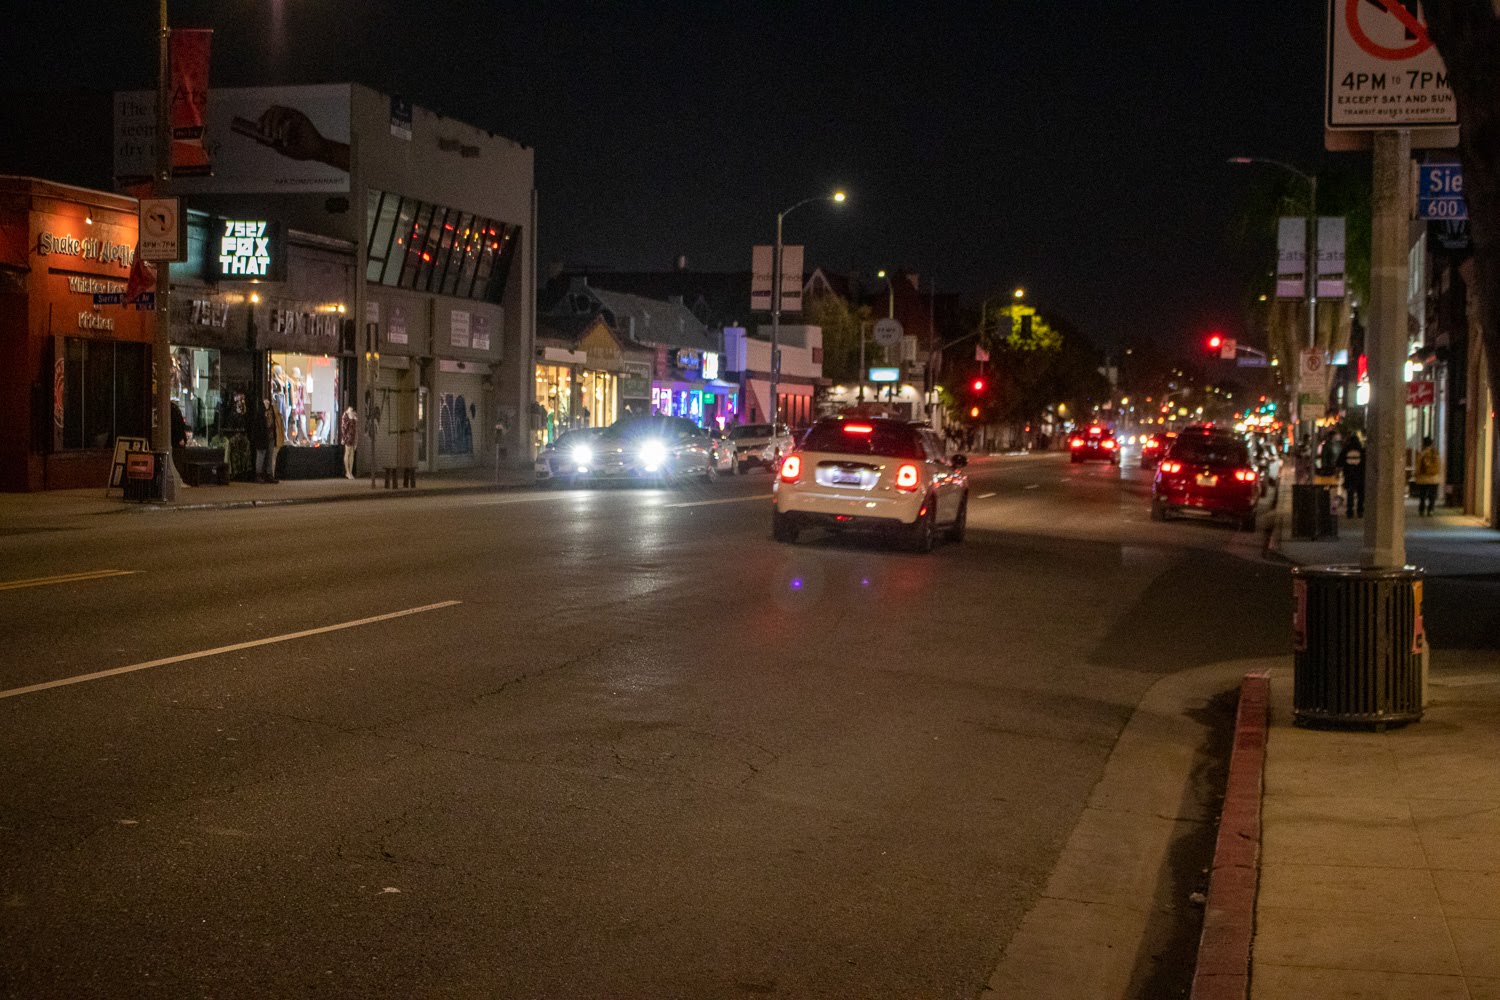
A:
[1291, 563, 1424, 580]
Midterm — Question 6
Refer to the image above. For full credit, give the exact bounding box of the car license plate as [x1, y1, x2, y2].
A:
[1196, 473, 1218, 487]
[832, 470, 862, 486]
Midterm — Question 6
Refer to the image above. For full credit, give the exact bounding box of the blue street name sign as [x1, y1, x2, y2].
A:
[1418, 164, 1467, 221]
[93, 292, 124, 305]
[1237, 356, 1269, 368]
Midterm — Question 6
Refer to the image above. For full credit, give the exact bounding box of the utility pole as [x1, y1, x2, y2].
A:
[152, 0, 178, 501]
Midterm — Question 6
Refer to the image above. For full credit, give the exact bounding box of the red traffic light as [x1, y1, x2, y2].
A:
[971, 378, 987, 392]
[1207, 333, 1224, 351]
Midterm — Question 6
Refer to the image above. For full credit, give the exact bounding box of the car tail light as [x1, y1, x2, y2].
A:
[1160, 461, 1182, 474]
[1070, 438, 1084, 449]
[779, 455, 802, 482]
[1088, 426, 1102, 436]
[894, 463, 920, 491]
[1102, 439, 1117, 450]
[1144, 440, 1160, 451]
[843, 423, 873, 434]
[1234, 468, 1258, 482]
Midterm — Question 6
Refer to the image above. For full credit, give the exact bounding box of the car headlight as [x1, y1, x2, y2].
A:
[570, 444, 593, 466]
[639, 440, 668, 468]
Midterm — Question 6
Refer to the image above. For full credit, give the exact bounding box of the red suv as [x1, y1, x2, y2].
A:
[1069, 426, 1119, 464]
[1151, 433, 1260, 530]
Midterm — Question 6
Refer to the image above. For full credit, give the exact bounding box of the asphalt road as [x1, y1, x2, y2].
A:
[0, 452, 1292, 999]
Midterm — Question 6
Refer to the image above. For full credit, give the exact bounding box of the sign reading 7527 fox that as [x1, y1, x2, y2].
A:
[1326, 0, 1456, 130]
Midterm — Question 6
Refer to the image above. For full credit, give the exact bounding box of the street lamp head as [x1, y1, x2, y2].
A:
[877, 269, 887, 279]
[832, 190, 847, 203]
[1013, 287, 1025, 299]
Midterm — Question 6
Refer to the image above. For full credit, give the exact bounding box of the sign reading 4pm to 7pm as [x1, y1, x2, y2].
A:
[1326, 0, 1456, 130]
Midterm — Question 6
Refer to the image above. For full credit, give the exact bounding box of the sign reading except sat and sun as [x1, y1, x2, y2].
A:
[1326, 0, 1456, 130]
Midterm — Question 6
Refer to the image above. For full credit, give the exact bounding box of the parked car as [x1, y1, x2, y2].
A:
[772, 416, 968, 553]
[708, 427, 737, 473]
[727, 422, 795, 473]
[1068, 425, 1120, 464]
[534, 428, 605, 487]
[1151, 432, 1261, 530]
[589, 415, 716, 484]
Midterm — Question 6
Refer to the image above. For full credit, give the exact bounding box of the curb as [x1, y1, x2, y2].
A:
[123, 479, 537, 514]
[1189, 671, 1269, 1000]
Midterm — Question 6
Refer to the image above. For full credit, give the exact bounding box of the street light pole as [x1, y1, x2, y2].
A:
[769, 190, 845, 428]
[153, 0, 178, 500]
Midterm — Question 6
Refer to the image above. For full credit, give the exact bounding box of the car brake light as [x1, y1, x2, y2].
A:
[1102, 440, 1116, 449]
[894, 463, 920, 491]
[1234, 468, 1258, 482]
[1160, 461, 1182, 474]
[1088, 426, 1102, 435]
[779, 455, 802, 482]
[1070, 438, 1084, 448]
[843, 423, 873, 434]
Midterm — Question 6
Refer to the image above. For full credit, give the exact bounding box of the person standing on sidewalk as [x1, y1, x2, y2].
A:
[1413, 435, 1442, 516]
[250, 397, 282, 483]
[1338, 432, 1366, 518]
[340, 406, 359, 479]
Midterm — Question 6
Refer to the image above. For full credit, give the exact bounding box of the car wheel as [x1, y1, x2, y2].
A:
[736, 461, 747, 474]
[908, 500, 936, 554]
[945, 495, 968, 543]
[772, 510, 799, 543]
[1151, 498, 1168, 521]
[1070, 455, 1082, 464]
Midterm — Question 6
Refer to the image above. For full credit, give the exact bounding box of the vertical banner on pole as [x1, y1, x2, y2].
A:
[1276, 218, 1307, 298]
[750, 246, 773, 311]
[169, 29, 213, 177]
[1316, 216, 1346, 298]
[779, 245, 804, 313]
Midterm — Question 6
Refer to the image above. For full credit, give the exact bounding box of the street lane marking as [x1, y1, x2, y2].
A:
[1023, 484, 1041, 490]
[663, 494, 773, 509]
[0, 569, 139, 592]
[977, 492, 998, 499]
[0, 601, 462, 702]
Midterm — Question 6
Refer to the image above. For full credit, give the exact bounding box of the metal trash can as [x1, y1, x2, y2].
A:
[1292, 565, 1425, 728]
[121, 450, 167, 502]
[1290, 484, 1338, 540]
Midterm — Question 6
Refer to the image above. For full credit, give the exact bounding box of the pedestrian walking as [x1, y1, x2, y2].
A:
[1338, 432, 1366, 519]
[249, 396, 282, 483]
[1413, 436, 1442, 516]
[340, 406, 359, 479]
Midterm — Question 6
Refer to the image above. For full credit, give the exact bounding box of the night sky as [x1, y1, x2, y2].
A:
[1, 2, 1330, 352]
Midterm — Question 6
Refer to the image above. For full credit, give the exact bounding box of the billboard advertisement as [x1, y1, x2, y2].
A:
[115, 84, 351, 193]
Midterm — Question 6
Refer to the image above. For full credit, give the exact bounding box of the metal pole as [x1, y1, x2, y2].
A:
[770, 210, 782, 428]
[858, 319, 865, 405]
[152, 0, 178, 500]
[1362, 129, 1411, 569]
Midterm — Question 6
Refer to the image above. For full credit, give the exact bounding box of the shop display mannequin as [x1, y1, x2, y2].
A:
[340, 406, 358, 478]
[290, 367, 308, 444]
[271, 363, 291, 443]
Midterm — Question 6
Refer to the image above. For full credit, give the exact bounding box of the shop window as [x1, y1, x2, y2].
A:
[364, 190, 519, 303]
[268, 352, 341, 446]
[61, 338, 147, 450]
[437, 392, 474, 456]
[170, 345, 233, 443]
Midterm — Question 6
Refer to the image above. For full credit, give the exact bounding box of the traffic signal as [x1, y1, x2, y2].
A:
[969, 406, 981, 419]
[1206, 332, 1236, 359]
[1207, 333, 1223, 351]
[971, 377, 987, 393]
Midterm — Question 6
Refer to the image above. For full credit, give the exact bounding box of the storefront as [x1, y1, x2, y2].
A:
[650, 347, 738, 429]
[532, 318, 638, 450]
[0, 178, 154, 492]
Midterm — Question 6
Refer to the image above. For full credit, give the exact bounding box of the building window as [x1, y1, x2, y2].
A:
[437, 392, 474, 456]
[365, 189, 518, 302]
[62, 338, 147, 450]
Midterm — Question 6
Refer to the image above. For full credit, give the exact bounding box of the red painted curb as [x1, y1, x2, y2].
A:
[1189, 671, 1269, 1000]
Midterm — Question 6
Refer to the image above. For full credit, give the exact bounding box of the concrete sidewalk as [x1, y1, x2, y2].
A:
[1249, 502, 1500, 999]
[0, 465, 538, 523]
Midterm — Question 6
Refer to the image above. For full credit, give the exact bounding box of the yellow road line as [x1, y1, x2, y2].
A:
[0, 600, 463, 701]
[0, 570, 139, 592]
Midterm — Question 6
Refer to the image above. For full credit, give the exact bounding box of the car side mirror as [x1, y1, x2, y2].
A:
[951, 454, 968, 468]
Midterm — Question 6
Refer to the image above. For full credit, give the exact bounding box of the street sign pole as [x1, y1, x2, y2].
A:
[1363, 128, 1411, 569]
[152, 0, 179, 501]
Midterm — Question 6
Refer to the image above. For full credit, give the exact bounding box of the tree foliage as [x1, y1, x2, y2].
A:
[804, 290, 872, 385]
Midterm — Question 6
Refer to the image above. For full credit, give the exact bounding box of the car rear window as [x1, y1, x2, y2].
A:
[1170, 436, 1250, 466]
[800, 421, 924, 459]
[729, 424, 772, 439]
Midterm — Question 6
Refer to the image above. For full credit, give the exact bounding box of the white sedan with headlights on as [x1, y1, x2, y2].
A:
[586, 415, 717, 485]
[772, 416, 968, 553]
